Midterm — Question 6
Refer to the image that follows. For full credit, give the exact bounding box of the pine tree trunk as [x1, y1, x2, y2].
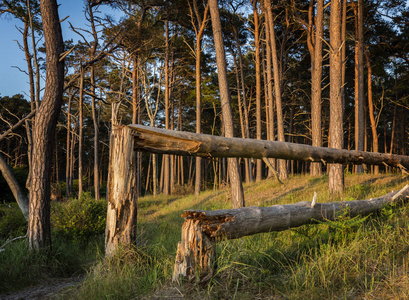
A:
[195, 37, 202, 196]
[209, 0, 245, 208]
[263, 5, 276, 177]
[328, 0, 344, 194]
[253, 0, 262, 181]
[264, 0, 287, 180]
[310, 0, 324, 176]
[163, 21, 170, 196]
[365, 51, 379, 174]
[28, 0, 64, 251]
[78, 68, 84, 196]
[353, 0, 365, 173]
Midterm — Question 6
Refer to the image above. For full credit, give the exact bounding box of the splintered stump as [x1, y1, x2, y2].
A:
[105, 126, 138, 257]
[172, 185, 409, 282]
[172, 219, 215, 283]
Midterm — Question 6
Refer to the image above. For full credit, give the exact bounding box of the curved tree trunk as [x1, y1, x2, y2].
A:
[0, 154, 29, 220]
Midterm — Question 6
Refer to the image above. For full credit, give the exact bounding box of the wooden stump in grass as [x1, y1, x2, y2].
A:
[172, 219, 215, 283]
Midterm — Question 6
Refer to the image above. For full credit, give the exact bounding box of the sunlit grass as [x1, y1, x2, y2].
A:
[63, 172, 409, 299]
[2, 172, 404, 298]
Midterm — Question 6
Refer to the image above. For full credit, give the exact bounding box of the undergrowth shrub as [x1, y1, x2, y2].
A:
[0, 203, 27, 241]
[52, 192, 106, 242]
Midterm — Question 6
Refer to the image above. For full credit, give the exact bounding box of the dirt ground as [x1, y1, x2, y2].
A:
[0, 277, 83, 300]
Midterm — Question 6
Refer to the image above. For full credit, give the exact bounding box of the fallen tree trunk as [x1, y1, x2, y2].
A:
[172, 185, 409, 282]
[128, 125, 409, 171]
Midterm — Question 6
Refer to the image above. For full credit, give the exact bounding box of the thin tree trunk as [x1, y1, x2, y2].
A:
[65, 92, 73, 197]
[78, 68, 84, 196]
[263, 5, 276, 177]
[232, 26, 253, 182]
[164, 20, 170, 196]
[309, 0, 324, 176]
[209, 0, 245, 208]
[253, 0, 262, 182]
[328, 0, 344, 194]
[365, 50, 379, 174]
[264, 0, 287, 180]
[353, 0, 365, 173]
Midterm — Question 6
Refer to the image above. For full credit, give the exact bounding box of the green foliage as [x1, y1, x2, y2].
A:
[51, 193, 107, 242]
[0, 203, 27, 240]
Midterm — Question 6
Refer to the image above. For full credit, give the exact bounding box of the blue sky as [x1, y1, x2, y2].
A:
[0, 0, 123, 99]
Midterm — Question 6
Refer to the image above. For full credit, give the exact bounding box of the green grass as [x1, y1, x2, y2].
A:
[1, 172, 408, 299]
[68, 172, 409, 299]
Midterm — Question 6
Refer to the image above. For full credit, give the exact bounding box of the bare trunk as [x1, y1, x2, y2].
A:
[195, 37, 202, 197]
[264, 0, 287, 180]
[365, 51, 379, 174]
[253, 0, 262, 181]
[263, 5, 276, 177]
[310, 0, 324, 176]
[28, 0, 65, 251]
[78, 68, 84, 196]
[354, 0, 365, 173]
[163, 21, 170, 196]
[329, 0, 344, 194]
[209, 0, 245, 208]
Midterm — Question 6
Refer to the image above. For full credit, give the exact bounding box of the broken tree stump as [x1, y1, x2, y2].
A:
[105, 126, 138, 257]
[172, 219, 215, 283]
[172, 185, 409, 282]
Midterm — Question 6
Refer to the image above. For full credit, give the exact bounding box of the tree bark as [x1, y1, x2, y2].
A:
[78, 68, 84, 196]
[192, 1, 209, 196]
[105, 126, 138, 257]
[65, 92, 73, 197]
[129, 125, 409, 170]
[264, 0, 287, 180]
[263, 2, 276, 178]
[309, 0, 324, 176]
[253, 0, 262, 182]
[28, 0, 65, 251]
[354, 0, 365, 173]
[365, 50, 379, 174]
[209, 0, 244, 208]
[329, 0, 344, 194]
[163, 20, 170, 196]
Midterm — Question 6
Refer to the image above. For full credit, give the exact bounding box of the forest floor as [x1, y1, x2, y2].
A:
[0, 276, 83, 300]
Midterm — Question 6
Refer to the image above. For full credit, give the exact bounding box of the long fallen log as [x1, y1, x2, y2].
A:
[128, 124, 409, 171]
[172, 185, 409, 282]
